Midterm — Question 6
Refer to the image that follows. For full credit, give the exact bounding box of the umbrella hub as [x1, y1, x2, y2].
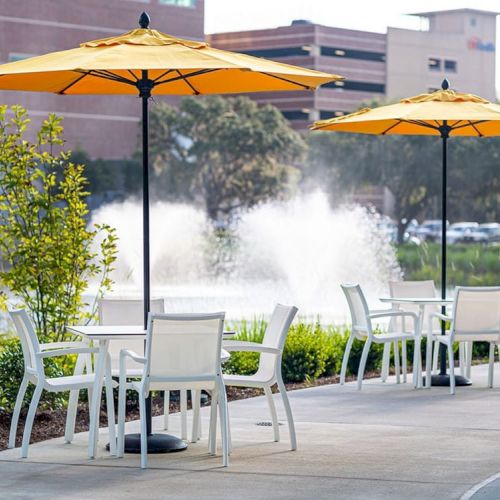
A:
[137, 75, 155, 99]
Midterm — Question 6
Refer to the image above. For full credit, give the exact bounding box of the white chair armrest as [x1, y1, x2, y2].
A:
[369, 310, 418, 321]
[37, 346, 99, 359]
[39, 341, 90, 351]
[429, 312, 452, 322]
[221, 341, 280, 355]
[119, 349, 146, 383]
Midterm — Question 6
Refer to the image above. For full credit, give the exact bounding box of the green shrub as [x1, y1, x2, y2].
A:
[0, 338, 67, 412]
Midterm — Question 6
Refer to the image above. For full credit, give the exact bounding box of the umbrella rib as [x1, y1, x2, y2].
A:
[381, 120, 403, 135]
[153, 69, 174, 83]
[154, 68, 219, 86]
[93, 70, 136, 85]
[466, 120, 484, 137]
[175, 70, 200, 95]
[260, 72, 312, 90]
[127, 70, 139, 82]
[58, 72, 90, 95]
[405, 119, 440, 131]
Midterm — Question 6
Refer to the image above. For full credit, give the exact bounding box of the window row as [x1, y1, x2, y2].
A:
[281, 110, 347, 121]
[428, 57, 457, 72]
[323, 80, 385, 93]
[320, 46, 385, 62]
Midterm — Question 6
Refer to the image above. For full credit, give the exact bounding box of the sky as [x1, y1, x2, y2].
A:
[204, 0, 500, 94]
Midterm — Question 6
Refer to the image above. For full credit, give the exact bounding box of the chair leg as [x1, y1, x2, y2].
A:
[104, 359, 116, 456]
[357, 341, 371, 391]
[21, 383, 43, 458]
[191, 389, 200, 443]
[459, 343, 465, 377]
[466, 341, 473, 379]
[412, 337, 422, 388]
[401, 340, 407, 383]
[209, 387, 218, 456]
[64, 390, 80, 444]
[488, 343, 495, 388]
[425, 335, 433, 389]
[264, 385, 280, 442]
[340, 335, 354, 385]
[432, 340, 439, 374]
[163, 390, 169, 430]
[381, 343, 391, 382]
[8, 376, 29, 449]
[448, 343, 456, 395]
[217, 379, 229, 467]
[139, 393, 148, 469]
[277, 372, 297, 451]
[394, 341, 400, 384]
[117, 381, 127, 458]
[180, 390, 188, 441]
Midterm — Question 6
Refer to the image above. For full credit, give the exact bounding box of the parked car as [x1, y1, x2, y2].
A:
[415, 220, 447, 242]
[446, 222, 479, 244]
[462, 223, 500, 244]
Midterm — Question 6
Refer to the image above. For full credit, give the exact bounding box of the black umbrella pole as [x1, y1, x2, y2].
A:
[439, 132, 447, 376]
[117, 70, 188, 454]
[430, 124, 471, 387]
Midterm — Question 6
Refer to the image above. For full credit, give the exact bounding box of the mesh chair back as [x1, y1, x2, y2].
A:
[257, 304, 298, 380]
[145, 313, 224, 385]
[9, 310, 41, 374]
[389, 280, 437, 333]
[453, 287, 500, 341]
[98, 298, 164, 370]
[341, 284, 371, 338]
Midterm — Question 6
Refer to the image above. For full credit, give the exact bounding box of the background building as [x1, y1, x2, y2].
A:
[208, 8, 498, 130]
[0, 0, 204, 158]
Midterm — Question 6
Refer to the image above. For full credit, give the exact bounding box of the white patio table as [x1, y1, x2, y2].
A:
[379, 297, 453, 388]
[66, 324, 233, 459]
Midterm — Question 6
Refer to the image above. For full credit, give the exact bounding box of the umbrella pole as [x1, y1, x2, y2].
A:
[430, 122, 471, 387]
[119, 71, 188, 454]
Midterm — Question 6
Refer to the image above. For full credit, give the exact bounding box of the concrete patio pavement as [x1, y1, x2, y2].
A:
[2, 365, 500, 499]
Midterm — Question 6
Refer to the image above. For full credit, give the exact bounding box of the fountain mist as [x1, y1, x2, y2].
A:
[90, 192, 400, 322]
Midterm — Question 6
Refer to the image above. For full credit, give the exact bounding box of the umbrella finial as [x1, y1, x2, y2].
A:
[139, 12, 151, 29]
[441, 78, 450, 90]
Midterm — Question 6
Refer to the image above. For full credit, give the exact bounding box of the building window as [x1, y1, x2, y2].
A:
[444, 60, 457, 72]
[470, 17, 477, 27]
[428, 57, 441, 71]
[281, 110, 309, 121]
[320, 46, 385, 62]
[323, 80, 385, 94]
[159, 0, 196, 7]
[319, 110, 346, 120]
[239, 47, 312, 58]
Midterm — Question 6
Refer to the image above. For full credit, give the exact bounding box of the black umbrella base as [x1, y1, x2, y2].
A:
[424, 374, 472, 387]
[106, 433, 188, 454]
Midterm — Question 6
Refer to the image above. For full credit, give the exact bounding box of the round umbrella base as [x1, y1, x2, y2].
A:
[107, 433, 188, 454]
[425, 374, 472, 386]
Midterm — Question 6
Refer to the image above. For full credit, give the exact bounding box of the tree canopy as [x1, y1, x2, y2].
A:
[147, 95, 306, 222]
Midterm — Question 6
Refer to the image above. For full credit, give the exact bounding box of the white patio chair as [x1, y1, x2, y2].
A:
[8, 309, 116, 458]
[99, 298, 204, 442]
[428, 286, 500, 395]
[223, 304, 298, 450]
[388, 280, 440, 384]
[340, 284, 421, 390]
[117, 312, 228, 469]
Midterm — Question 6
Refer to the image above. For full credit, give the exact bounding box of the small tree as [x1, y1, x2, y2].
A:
[0, 105, 118, 341]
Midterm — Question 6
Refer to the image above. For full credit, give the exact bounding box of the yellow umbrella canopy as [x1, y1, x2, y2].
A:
[0, 17, 341, 96]
[312, 83, 500, 136]
[312, 79, 500, 387]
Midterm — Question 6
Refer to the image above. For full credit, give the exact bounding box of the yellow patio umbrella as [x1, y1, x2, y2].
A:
[312, 79, 500, 387]
[0, 11, 341, 325]
[0, 12, 342, 453]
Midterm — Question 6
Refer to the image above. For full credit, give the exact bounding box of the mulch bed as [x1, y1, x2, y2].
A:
[0, 373, 368, 452]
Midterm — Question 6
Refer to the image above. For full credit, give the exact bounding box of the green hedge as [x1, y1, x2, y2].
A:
[0, 338, 67, 412]
[223, 319, 386, 383]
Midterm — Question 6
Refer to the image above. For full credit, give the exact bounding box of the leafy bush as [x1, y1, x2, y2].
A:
[0, 338, 67, 412]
